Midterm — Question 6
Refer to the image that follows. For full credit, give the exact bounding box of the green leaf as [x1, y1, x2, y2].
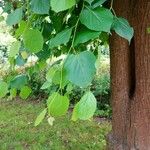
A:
[10, 88, 17, 98]
[34, 108, 47, 126]
[19, 86, 32, 100]
[74, 29, 101, 46]
[92, 0, 107, 8]
[16, 55, 26, 66]
[23, 29, 44, 53]
[64, 51, 96, 87]
[52, 68, 68, 88]
[10, 75, 28, 90]
[47, 92, 69, 117]
[31, 0, 50, 14]
[0, 81, 8, 98]
[41, 81, 52, 90]
[84, 0, 94, 5]
[51, 0, 76, 12]
[111, 17, 134, 42]
[46, 66, 58, 82]
[72, 91, 97, 121]
[9, 41, 21, 57]
[15, 21, 27, 38]
[80, 7, 113, 32]
[6, 8, 23, 26]
[49, 28, 73, 49]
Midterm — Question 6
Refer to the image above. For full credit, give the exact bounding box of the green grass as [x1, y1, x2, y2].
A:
[0, 99, 111, 150]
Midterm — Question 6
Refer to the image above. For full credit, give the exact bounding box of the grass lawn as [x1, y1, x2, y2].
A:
[0, 99, 111, 150]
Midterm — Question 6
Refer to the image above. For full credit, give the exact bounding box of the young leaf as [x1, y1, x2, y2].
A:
[111, 17, 134, 42]
[80, 7, 113, 32]
[31, 0, 50, 14]
[34, 108, 47, 126]
[51, 0, 76, 13]
[47, 92, 69, 117]
[0, 81, 8, 98]
[72, 91, 97, 121]
[23, 29, 44, 53]
[49, 28, 73, 49]
[9, 41, 21, 57]
[19, 86, 32, 100]
[64, 51, 96, 88]
[74, 29, 101, 46]
[6, 8, 23, 26]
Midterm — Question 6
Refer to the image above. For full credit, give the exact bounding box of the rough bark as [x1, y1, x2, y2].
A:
[107, 0, 150, 149]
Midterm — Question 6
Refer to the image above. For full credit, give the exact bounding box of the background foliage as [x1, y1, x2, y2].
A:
[0, 0, 133, 124]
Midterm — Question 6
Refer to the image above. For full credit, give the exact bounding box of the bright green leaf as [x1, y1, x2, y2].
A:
[6, 8, 23, 26]
[47, 92, 69, 117]
[80, 7, 113, 32]
[111, 17, 134, 42]
[51, 0, 76, 12]
[23, 29, 44, 53]
[0, 81, 8, 98]
[31, 0, 50, 14]
[72, 91, 97, 121]
[10, 88, 17, 98]
[64, 51, 96, 87]
[34, 108, 47, 126]
[19, 86, 32, 100]
[9, 41, 21, 57]
[49, 28, 73, 49]
[15, 21, 27, 37]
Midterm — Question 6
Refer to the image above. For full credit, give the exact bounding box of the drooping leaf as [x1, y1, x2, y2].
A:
[23, 29, 44, 53]
[72, 91, 97, 121]
[34, 108, 47, 126]
[19, 86, 32, 100]
[0, 81, 8, 98]
[6, 8, 23, 26]
[31, 0, 50, 14]
[10, 75, 28, 90]
[80, 7, 113, 32]
[51, 0, 76, 13]
[64, 51, 96, 87]
[49, 28, 73, 49]
[47, 92, 69, 117]
[111, 17, 134, 42]
[9, 41, 21, 57]
[74, 29, 101, 46]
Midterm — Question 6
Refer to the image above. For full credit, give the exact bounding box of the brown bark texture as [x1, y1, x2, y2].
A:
[107, 0, 150, 149]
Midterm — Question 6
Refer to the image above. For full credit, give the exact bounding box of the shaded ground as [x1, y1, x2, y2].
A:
[0, 99, 111, 150]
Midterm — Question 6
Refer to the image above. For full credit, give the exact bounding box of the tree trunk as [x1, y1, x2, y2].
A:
[107, 0, 150, 149]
